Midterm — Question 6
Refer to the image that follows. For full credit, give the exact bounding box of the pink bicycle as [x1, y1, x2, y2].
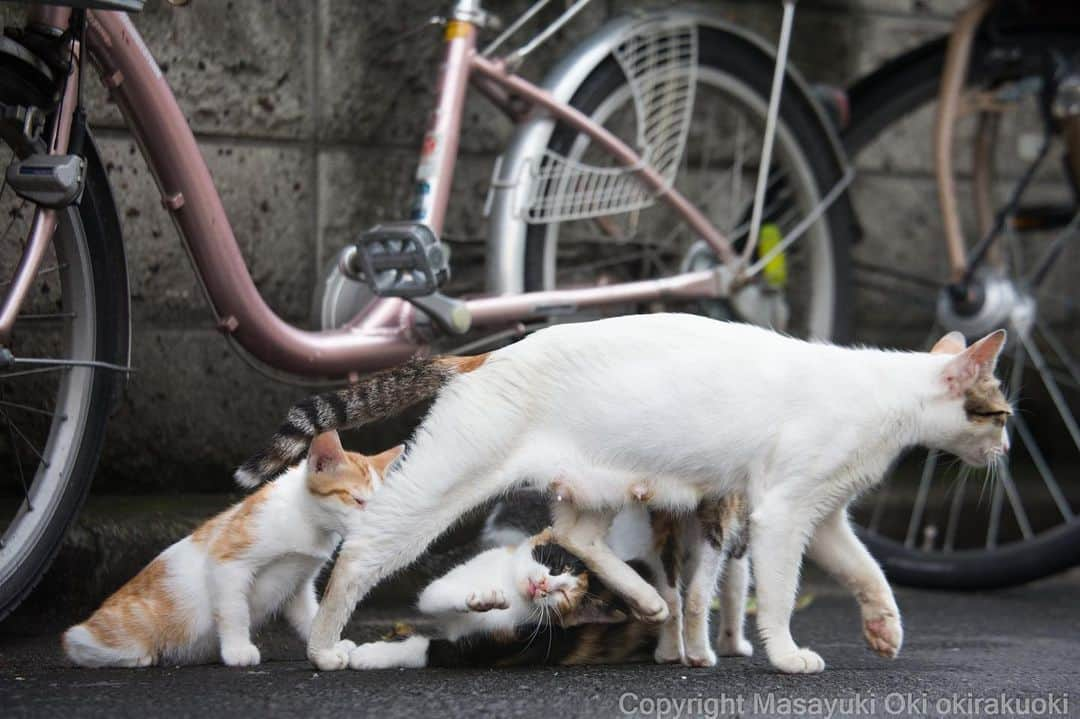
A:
[0, 0, 855, 617]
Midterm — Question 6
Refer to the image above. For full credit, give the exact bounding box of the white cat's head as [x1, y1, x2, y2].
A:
[924, 329, 1011, 466]
[304, 431, 403, 513]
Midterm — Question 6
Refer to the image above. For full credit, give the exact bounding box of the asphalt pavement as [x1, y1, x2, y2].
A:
[2, 571, 1078, 718]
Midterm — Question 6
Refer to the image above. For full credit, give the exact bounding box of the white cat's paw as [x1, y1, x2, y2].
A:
[863, 610, 903, 658]
[771, 648, 825, 674]
[631, 594, 670, 625]
[308, 640, 355, 671]
[716, 631, 754, 657]
[684, 646, 717, 668]
[348, 642, 394, 670]
[653, 641, 684, 665]
[466, 589, 509, 612]
[653, 629, 684, 664]
[221, 642, 261, 667]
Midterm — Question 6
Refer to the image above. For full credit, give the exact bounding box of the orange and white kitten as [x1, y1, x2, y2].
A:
[63, 431, 401, 668]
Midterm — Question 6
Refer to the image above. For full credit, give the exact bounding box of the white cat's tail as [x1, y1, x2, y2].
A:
[62, 624, 151, 668]
[234, 355, 491, 488]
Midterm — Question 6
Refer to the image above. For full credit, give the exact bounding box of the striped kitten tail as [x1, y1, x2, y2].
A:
[234, 354, 489, 488]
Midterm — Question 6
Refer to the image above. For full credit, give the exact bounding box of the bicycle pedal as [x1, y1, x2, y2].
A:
[6, 153, 85, 208]
[346, 222, 450, 298]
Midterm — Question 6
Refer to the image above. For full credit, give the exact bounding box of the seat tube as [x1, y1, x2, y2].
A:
[407, 9, 476, 237]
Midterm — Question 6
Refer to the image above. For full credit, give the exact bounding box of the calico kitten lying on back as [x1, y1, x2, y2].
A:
[347, 499, 750, 670]
[63, 432, 400, 668]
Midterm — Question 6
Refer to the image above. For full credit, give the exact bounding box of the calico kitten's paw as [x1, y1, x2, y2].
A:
[466, 589, 509, 612]
[683, 646, 718, 668]
[308, 640, 356, 671]
[863, 611, 903, 658]
[770, 648, 825, 674]
[716, 630, 754, 657]
[221, 642, 261, 667]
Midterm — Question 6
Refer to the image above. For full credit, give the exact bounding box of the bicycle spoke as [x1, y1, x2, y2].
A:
[0, 263, 66, 290]
[986, 479, 1005, 549]
[0, 398, 59, 419]
[16, 312, 76, 322]
[943, 469, 968, 552]
[998, 461, 1034, 540]
[1021, 332, 1080, 455]
[1011, 412, 1073, 520]
[0, 391, 32, 511]
[905, 449, 938, 548]
[0, 366, 72, 380]
[1035, 319, 1080, 389]
[852, 260, 941, 290]
[0, 407, 48, 467]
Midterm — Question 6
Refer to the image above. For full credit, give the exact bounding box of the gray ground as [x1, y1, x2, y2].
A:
[2, 570, 1078, 719]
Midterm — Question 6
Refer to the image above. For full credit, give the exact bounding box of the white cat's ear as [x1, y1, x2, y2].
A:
[930, 331, 966, 355]
[941, 329, 1007, 395]
[308, 430, 346, 474]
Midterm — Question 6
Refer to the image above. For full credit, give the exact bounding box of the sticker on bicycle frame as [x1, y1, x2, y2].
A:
[421, 134, 438, 157]
[444, 20, 471, 41]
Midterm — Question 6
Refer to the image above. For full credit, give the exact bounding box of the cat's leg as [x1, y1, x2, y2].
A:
[749, 495, 826, 674]
[211, 562, 261, 667]
[550, 502, 668, 624]
[681, 534, 725, 667]
[307, 464, 515, 670]
[349, 636, 430, 670]
[714, 554, 753, 657]
[284, 578, 319, 643]
[807, 504, 902, 658]
[648, 511, 684, 664]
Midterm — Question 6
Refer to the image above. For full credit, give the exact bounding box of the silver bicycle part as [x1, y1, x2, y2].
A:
[936, 268, 1036, 340]
[484, 9, 851, 296]
[0, 201, 97, 592]
[744, 0, 795, 263]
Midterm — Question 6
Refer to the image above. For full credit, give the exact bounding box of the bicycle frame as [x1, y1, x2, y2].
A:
[1, 3, 780, 378]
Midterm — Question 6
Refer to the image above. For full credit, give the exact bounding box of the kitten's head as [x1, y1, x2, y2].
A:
[511, 530, 629, 626]
[304, 431, 403, 510]
[510, 530, 591, 619]
[926, 330, 1011, 466]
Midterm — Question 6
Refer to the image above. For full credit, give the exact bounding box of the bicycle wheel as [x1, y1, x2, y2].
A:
[524, 24, 854, 344]
[845, 30, 1080, 588]
[0, 122, 127, 619]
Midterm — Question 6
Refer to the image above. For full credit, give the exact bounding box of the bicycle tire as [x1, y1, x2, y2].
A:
[0, 127, 127, 621]
[844, 30, 1080, 590]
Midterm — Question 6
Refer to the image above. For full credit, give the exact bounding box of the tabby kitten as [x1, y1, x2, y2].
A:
[63, 432, 400, 668]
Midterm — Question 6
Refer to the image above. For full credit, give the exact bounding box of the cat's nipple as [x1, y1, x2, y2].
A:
[550, 478, 574, 504]
[629, 482, 654, 503]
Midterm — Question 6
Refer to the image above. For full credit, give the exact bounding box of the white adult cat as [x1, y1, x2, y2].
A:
[63, 432, 400, 667]
[240, 315, 1010, 674]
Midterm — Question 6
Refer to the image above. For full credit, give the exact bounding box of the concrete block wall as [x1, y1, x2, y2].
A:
[1, 0, 1063, 491]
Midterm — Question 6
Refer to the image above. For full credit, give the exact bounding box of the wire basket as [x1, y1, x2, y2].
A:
[525, 20, 698, 224]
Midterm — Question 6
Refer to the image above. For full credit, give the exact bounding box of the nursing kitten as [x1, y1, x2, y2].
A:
[480, 492, 753, 666]
[63, 432, 400, 668]
[349, 501, 748, 670]
[239, 316, 1010, 674]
